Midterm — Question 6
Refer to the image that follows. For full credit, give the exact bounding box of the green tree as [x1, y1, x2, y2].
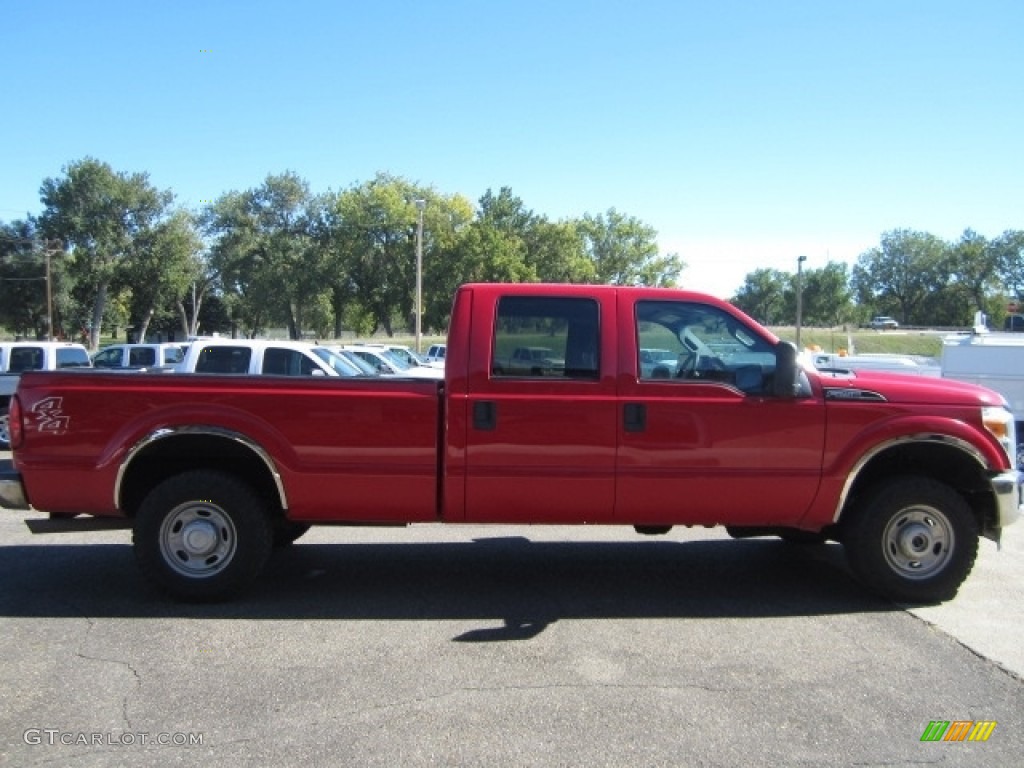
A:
[948, 229, 1000, 317]
[0, 220, 68, 338]
[38, 157, 172, 349]
[731, 268, 787, 325]
[204, 172, 326, 338]
[993, 229, 1024, 299]
[122, 209, 204, 342]
[578, 208, 682, 286]
[851, 229, 948, 325]
[800, 262, 853, 326]
[326, 174, 431, 336]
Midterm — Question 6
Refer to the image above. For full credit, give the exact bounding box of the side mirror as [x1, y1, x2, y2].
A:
[773, 341, 800, 398]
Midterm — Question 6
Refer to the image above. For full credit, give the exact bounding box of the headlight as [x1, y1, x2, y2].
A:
[982, 406, 1017, 468]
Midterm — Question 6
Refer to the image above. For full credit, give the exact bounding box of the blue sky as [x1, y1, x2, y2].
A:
[2, 0, 1021, 297]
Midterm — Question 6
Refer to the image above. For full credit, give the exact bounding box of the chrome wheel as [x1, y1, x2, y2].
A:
[159, 501, 238, 579]
[881, 506, 953, 580]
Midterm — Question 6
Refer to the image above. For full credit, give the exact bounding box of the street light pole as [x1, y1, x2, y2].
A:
[414, 199, 426, 354]
[795, 255, 807, 350]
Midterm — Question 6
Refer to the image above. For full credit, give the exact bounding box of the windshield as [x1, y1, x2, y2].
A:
[312, 347, 365, 376]
[337, 349, 378, 376]
[381, 350, 411, 370]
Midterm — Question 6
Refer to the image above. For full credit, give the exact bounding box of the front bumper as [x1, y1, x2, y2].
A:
[0, 459, 29, 510]
[986, 469, 1022, 542]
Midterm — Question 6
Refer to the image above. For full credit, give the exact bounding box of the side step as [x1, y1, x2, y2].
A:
[25, 516, 133, 534]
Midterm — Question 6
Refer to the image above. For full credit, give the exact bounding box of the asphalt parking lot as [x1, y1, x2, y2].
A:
[1, 451, 1021, 766]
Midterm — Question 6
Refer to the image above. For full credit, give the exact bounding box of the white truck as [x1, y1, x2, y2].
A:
[0, 341, 92, 448]
[175, 338, 366, 377]
[942, 322, 1024, 468]
[92, 343, 186, 370]
[809, 352, 941, 377]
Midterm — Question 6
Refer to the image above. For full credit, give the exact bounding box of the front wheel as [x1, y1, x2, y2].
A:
[133, 470, 273, 601]
[842, 476, 978, 604]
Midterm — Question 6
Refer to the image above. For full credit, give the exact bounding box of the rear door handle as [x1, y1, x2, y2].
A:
[473, 401, 497, 430]
[623, 402, 646, 433]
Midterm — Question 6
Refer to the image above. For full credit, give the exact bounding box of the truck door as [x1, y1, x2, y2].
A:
[615, 298, 826, 527]
[460, 294, 618, 523]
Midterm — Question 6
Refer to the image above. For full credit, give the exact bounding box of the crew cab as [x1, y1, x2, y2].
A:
[176, 338, 365, 377]
[0, 341, 91, 449]
[1, 284, 1019, 603]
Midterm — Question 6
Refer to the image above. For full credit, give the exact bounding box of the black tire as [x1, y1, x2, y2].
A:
[273, 521, 311, 547]
[133, 470, 273, 601]
[0, 406, 10, 450]
[842, 476, 978, 604]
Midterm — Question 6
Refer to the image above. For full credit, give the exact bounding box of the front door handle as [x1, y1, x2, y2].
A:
[623, 402, 646, 433]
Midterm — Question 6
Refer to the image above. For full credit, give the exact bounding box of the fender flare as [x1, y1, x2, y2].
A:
[831, 432, 988, 524]
[114, 425, 288, 512]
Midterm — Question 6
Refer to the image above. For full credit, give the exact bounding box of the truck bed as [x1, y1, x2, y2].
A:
[13, 370, 443, 522]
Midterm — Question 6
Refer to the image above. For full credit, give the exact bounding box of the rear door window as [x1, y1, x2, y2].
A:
[9, 347, 43, 372]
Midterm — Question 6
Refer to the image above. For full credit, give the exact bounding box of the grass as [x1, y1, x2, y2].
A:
[772, 327, 943, 358]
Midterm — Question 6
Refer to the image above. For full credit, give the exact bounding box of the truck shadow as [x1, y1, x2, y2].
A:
[0, 535, 899, 627]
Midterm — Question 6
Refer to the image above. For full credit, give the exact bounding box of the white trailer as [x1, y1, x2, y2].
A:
[941, 328, 1024, 467]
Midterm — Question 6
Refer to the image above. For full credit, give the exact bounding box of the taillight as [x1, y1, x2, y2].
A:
[8, 396, 23, 449]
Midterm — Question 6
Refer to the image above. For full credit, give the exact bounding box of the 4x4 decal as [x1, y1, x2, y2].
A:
[32, 397, 70, 434]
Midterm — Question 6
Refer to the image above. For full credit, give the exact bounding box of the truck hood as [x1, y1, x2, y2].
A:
[816, 369, 1009, 408]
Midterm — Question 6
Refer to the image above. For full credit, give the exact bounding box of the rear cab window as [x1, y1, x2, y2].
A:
[491, 296, 600, 380]
[57, 347, 91, 368]
[195, 346, 252, 374]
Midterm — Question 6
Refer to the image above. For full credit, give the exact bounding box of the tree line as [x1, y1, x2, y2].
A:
[2, 157, 1022, 346]
[0, 158, 681, 347]
[732, 228, 1024, 329]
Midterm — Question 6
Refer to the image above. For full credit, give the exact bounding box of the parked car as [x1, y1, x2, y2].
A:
[1, 341, 91, 448]
[869, 316, 899, 330]
[639, 348, 679, 378]
[425, 343, 447, 365]
[494, 346, 566, 376]
[92, 343, 184, 370]
[342, 345, 444, 379]
[335, 348, 380, 376]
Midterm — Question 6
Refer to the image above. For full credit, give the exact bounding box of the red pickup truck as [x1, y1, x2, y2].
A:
[1, 283, 1020, 603]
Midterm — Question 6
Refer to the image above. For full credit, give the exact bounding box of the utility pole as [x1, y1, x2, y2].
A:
[796, 255, 807, 350]
[45, 240, 61, 341]
[414, 199, 426, 354]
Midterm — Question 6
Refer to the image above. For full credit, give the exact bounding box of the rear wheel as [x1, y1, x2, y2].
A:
[842, 476, 978, 603]
[133, 470, 273, 601]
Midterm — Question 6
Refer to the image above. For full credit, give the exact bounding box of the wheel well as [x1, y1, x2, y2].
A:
[840, 441, 996, 533]
[119, 434, 285, 519]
